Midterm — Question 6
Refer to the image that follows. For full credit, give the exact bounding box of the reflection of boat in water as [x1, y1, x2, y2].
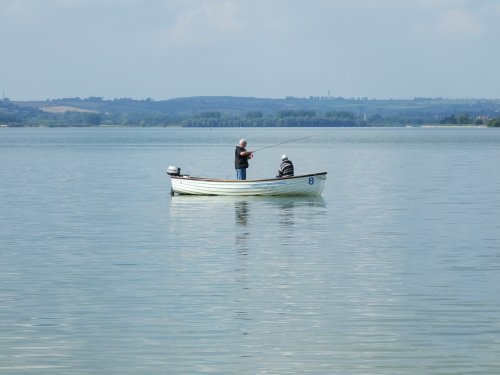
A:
[167, 167, 327, 196]
[169, 195, 326, 228]
[168, 195, 327, 251]
[169, 195, 326, 213]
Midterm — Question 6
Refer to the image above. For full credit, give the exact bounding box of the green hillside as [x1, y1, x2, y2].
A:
[2, 96, 500, 127]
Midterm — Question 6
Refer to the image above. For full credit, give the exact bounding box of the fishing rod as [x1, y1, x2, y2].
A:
[252, 131, 327, 153]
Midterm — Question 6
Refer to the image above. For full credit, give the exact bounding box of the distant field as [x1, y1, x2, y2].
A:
[4, 96, 499, 127]
[40, 106, 99, 114]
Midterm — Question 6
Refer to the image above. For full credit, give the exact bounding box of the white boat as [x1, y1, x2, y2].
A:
[167, 167, 327, 196]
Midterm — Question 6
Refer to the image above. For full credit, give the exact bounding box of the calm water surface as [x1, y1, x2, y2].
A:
[1, 127, 500, 374]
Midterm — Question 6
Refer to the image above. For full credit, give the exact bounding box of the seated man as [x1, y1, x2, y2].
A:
[276, 155, 294, 177]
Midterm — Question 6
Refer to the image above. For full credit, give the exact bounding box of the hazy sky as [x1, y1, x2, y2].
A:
[1, 0, 500, 100]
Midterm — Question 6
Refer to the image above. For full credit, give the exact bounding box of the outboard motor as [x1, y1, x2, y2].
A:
[167, 166, 181, 176]
[167, 166, 182, 197]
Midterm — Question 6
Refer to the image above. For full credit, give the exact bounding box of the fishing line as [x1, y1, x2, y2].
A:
[252, 131, 328, 153]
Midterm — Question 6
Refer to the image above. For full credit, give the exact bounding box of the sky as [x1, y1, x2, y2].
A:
[1, 0, 500, 101]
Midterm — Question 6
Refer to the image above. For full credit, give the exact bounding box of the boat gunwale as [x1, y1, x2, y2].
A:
[170, 172, 327, 183]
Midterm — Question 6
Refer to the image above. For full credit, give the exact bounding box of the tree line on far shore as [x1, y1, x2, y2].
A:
[180, 110, 366, 127]
[1, 97, 500, 127]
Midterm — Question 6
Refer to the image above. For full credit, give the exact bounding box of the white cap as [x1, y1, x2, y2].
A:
[281, 155, 288, 160]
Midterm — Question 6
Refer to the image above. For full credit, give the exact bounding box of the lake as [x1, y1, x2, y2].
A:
[1, 127, 500, 374]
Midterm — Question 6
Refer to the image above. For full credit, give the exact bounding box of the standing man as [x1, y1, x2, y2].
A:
[235, 139, 254, 180]
[276, 155, 294, 177]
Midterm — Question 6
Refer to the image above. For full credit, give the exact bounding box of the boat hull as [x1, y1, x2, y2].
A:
[170, 173, 327, 196]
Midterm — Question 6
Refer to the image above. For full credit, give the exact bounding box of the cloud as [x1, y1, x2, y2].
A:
[164, 1, 242, 46]
[411, 0, 500, 39]
[436, 8, 484, 36]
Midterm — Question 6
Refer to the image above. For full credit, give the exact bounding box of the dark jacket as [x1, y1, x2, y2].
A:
[235, 146, 249, 169]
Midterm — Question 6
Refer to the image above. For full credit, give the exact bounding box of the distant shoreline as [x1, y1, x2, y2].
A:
[2, 96, 499, 128]
[1, 124, 494, 129]
[421, 125, 488, 128]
